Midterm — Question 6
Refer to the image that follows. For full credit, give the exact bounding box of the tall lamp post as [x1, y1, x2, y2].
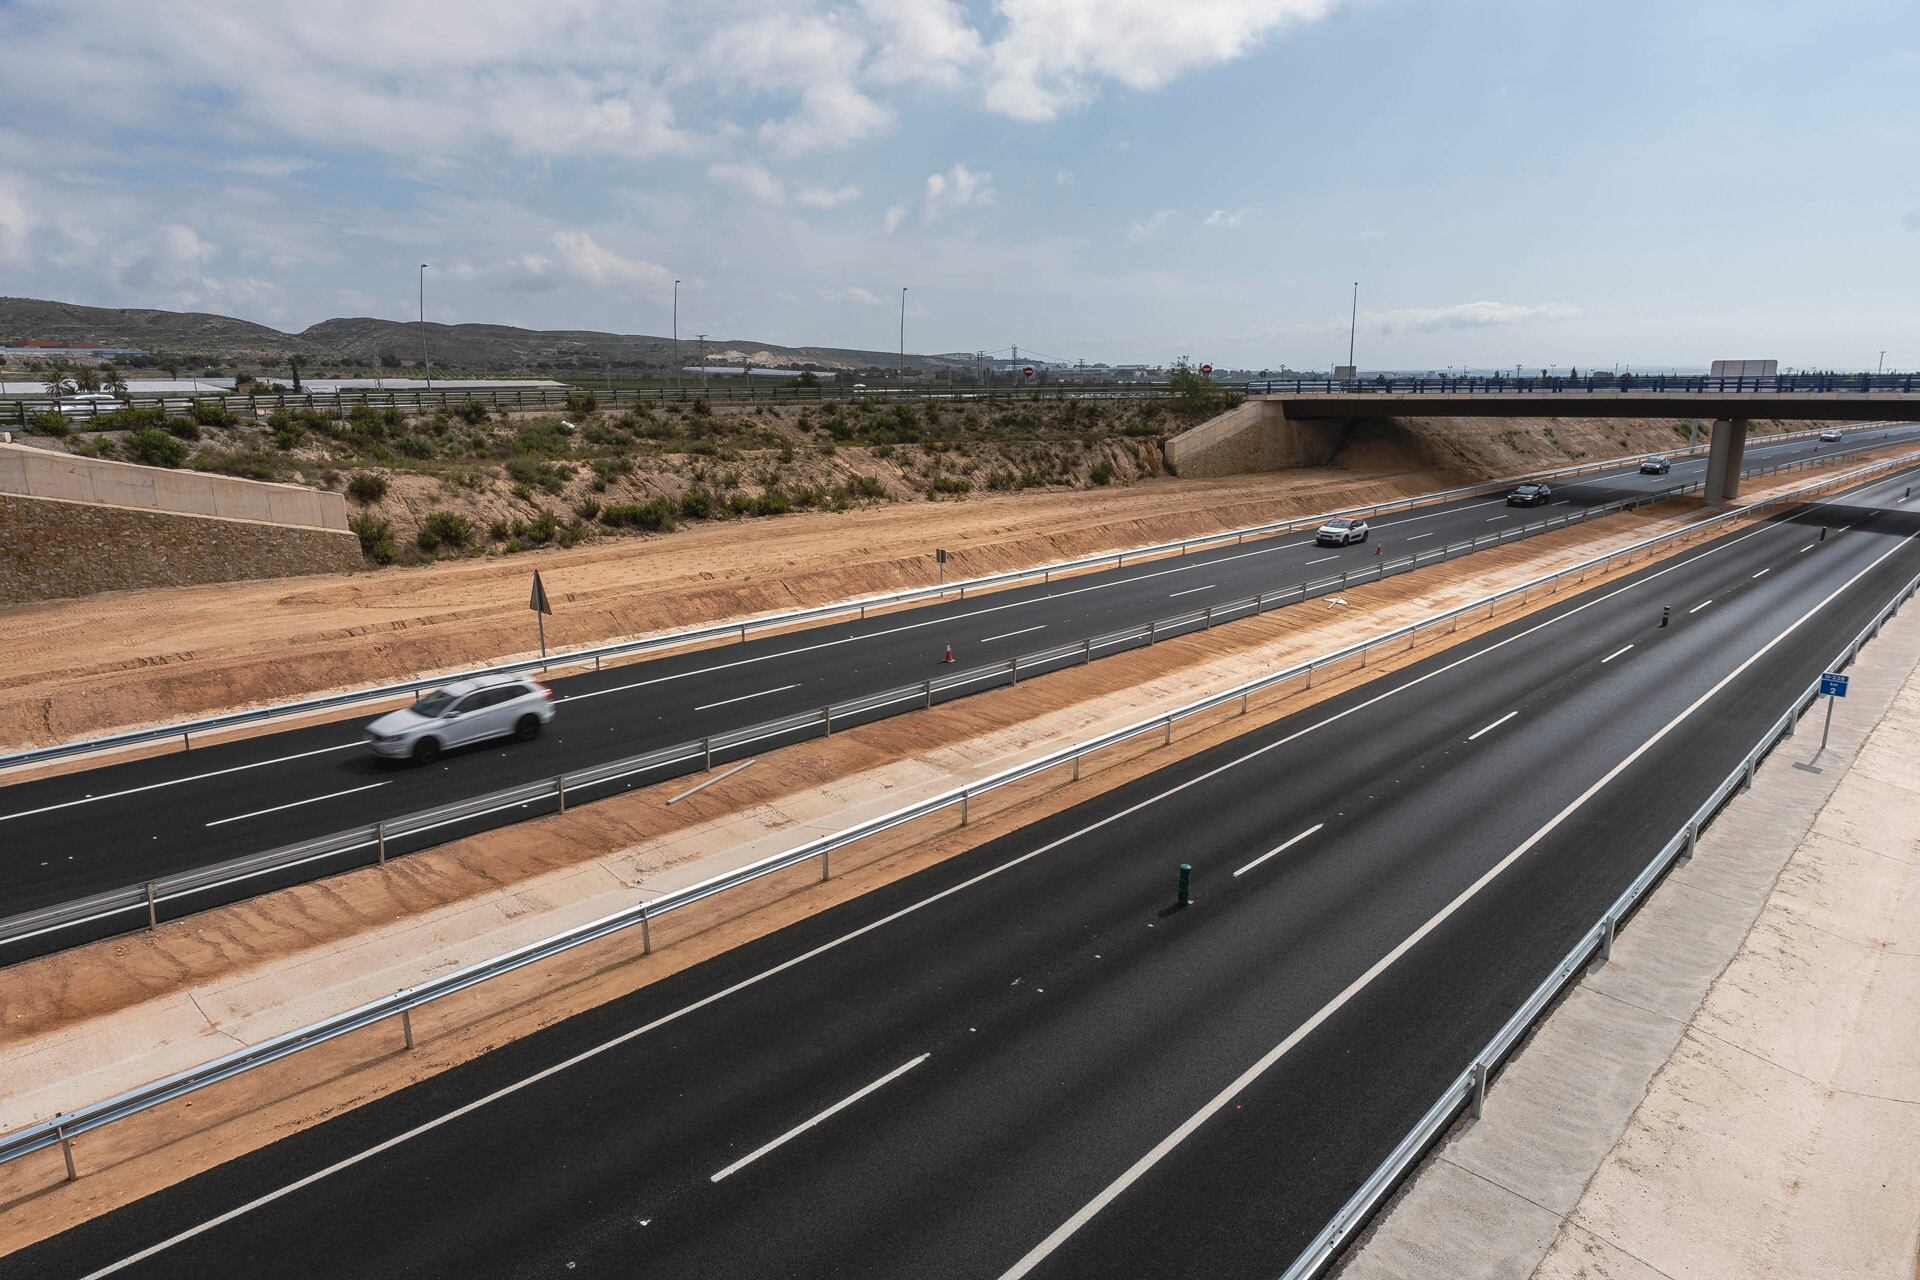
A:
[900, 286, 908, 382]
[419, 263, 431, 390]
[1347, 281, 1358, 378]
[672, 278, 681, 391]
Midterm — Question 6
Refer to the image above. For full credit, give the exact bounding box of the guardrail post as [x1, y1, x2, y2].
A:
[1204, 606, 1213, 627]
[182, 730, 191, 752]
[400, 1009, 415, 1051]
[1679, 824, 1697, 866]
[377, 822, 387, 864]
[1241, 692, 1250, 716]
[1163, 718, 1173, 746]
[1741, 758, 1755, 791]
[1083, 639, 1093, 665]
[557, 777, 567, 813]
[824, 707, 834, 736]
[1072, 753, 1081, 781]
[820, 849, 830, 881]
[641, 909, 652, 954]
[1470, 1061, 1488, 1121]
[924, 680, 934, 708]
[1595, 915, 1616, 967]
[703, 737, 713, 770]
[145, 882, 158, 931]
[1011, 658, 1019, 684]
[54, 1119, 77, 1181]
[960, 792, 970, 826]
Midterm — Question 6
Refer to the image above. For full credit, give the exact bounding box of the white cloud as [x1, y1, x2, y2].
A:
[822, 285, 886, 305]
[1126, 209, 1174, 242]
[0, 177, 31, 263]
[795, 183, 862, 209]
[1055, 170, 1077, 185]
[1369, 301, 1582, 332]
[1203, 208, 1246, 228]
[1357, 227, 1385, 240]
[857, 0, 983, 87]
[982, 0, 1340, 121]
[496, 231, 673, 295]
[920, 164, 994, 224]
[882, 205, 908, 234]
[708, 161, 786, 206]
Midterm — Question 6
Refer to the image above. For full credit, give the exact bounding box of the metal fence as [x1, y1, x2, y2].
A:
[8, 445, 1915, 958]
[1276, 558, 1920, 1280]
[1246, 372, 1920, 395]
[5, 450, 1916, 1180]
[1, 420, 1895, 774]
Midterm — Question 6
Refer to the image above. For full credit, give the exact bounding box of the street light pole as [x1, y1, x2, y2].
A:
[672, 279, 681, 390]
[900, 286, 907, 381]
[1879, 351, 1887, 375]
[1347, 281, 1358, 376]
[419, 263, 431, 390]
[696, 334, 708, 397]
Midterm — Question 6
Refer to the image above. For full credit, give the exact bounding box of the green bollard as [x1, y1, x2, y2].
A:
[1178, 863, 1192, 908]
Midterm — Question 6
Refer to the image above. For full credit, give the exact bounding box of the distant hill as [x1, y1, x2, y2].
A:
[0, 297, 964, 375]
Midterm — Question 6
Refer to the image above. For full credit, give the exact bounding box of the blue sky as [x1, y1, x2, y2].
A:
[0, 0, 1914, 370]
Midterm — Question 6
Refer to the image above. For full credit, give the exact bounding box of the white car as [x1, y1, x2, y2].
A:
[1818, 429, 1842, 442]
[54, 393, 123, 416]
[1314, 516, 1369, 546]
[366, 674, 555, 763]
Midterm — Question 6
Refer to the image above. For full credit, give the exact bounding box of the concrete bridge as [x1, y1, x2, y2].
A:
[1169, 375, 1920, 503]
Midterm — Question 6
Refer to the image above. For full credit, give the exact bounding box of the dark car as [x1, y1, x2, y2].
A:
[1639, 455, 1671, 475]
[1506, 483, 1552, 507]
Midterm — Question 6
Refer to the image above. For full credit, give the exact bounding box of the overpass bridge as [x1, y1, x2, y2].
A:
[1223, 374, 1920, 503]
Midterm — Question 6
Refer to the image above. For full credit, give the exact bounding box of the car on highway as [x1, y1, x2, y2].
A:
[1313, 515, 1370, 546]
[1506, 482, 1553, 507]
[1819, 429, 1843, 442]
[1639, 455, 1672, 475]
[365, 674, 555, 763]
[52, 392, 123, 417]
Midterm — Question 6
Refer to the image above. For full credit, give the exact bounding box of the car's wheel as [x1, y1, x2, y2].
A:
[1358, 528, 1369, 543]
[514, 714, 542, 742]
[412, 737, 441, 764]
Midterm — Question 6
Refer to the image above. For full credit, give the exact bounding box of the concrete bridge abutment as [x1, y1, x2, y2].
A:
[1704, 418, 1749, 504]
[1162, 400, 1345, 477]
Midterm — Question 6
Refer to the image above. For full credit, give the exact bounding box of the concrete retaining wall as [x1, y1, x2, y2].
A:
[1162, 401, 1345, 477]
[0, 443, 348, 531]
[0, 495, 364, 603]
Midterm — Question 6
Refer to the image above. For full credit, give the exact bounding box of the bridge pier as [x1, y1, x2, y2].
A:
[1704, 418, 1748, 504]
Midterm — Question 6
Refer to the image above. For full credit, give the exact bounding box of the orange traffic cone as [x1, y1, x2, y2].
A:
[943, 643, 955, 663]
[1375, 544, 1383, 555]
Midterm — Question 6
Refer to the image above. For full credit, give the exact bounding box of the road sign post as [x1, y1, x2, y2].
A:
[936, 547, 949, 587]
[529, 570, 554, 661]
[1817, 672, 1848, 754]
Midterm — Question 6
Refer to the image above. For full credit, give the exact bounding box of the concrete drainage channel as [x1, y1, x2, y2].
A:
[3, 450, 1917, 966]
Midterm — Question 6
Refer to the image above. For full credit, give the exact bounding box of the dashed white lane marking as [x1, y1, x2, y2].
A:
[1689, 599, 1713, 614]
[981, 625, 1047, 643]
[1233, 824, 1324, 878]
[995, 526, 1920, 1280]
[1304, 556, 1340, 565]
[1404, 532, 1433, 540]
[710, 1054, 929, 1183]
[0, 742, 363, 824]
[1166, 585, 1215, 599]
[1799, 544, 1816, 553]
[1752, 568, 1772, 579]
[204, 782, 388, 827]
[1465, 710, 1518, 742]
[1601, 644, 1635, 664]
[693, 684, 800, 711]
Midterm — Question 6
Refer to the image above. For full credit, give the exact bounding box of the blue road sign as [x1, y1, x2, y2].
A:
[1820, 673, 1848, 697]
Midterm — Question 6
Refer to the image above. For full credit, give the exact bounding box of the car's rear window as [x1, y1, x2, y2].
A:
[1516, 485, 1541, 494]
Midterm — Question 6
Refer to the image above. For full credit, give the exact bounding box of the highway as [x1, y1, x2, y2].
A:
[7, 463, 1917, 1279]
[0, 425, 1914, 956]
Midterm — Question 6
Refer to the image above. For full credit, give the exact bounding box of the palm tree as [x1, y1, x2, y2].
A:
[100, 365, 127, 399]
[43, 361, 70, 403]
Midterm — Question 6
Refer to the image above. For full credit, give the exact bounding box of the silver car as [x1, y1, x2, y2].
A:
[366, 674, 555, 763]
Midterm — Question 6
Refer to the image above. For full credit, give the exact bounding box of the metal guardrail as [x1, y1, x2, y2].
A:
[1275, 565, 1920, 1280]
[6, 449, 1917, 1179]
[1247, 372, 1920, 395]
[1, 420, 1896, 773]
[7, 445, 1912, 955]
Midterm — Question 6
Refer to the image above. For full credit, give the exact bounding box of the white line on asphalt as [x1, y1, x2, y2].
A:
[1305, 556, 1339, 565]
[1486, 514, 1507, 521]
[1689, 600, 1713, 614]
[1800, 544, 1816, 552]
[0, 741, 364, 824]
[1167, 585, 1215, 598]
[1465, 710, 1517, 742]
[79, 489, 1904, 1280]
[980, 625, 1047, 643]
[1404, 532, 1433, 540]
[995, 526, 1920, 1280]
[1836, 525, 1851, 533]
[709, 1054, 929, 1183]
[203, 782, 388, 827]
[1601, 644, 1634, 664]
[1752, 568, 1772, 579]
[693, 684, 800, 711]
[1233, 824, 1324, 877]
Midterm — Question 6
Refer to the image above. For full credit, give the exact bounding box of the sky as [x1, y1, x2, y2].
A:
[0, 0, 1914, 371]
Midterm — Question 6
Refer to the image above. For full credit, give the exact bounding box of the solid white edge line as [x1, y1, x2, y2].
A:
[0, 742, 363, 824]
[77, 478, 1912, 1279]
[1465, 710, 1518, 742]
[693, 684, 800, 712]
[709, 1054, 929, 1183]
[1233, 823, 1325, 878]
[994, 524, 1920, 1280]
[203, 782, 389, 828]
[1601, 644, 1634, 664]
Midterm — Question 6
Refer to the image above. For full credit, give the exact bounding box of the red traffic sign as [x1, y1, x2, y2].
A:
[1200, 363, 1213, 374]
[1023, 366, 1034, 379]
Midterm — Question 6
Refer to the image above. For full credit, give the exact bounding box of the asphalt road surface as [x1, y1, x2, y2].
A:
[1, 425, 1914, 951]
[7, 463, 1917, 1279]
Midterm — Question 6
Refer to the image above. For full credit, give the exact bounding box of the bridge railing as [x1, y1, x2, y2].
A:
[1245, 372, 1919, 395]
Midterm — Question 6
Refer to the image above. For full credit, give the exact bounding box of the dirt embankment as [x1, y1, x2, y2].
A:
[1341, 414, 1822, 479]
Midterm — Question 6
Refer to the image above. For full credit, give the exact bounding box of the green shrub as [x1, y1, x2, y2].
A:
[188, 399, 236, 428]
[752, 488, 792, 516]
[189, 447, 284, 480]
[164, 416, 202, 441]
[840, 474, 887, 501]
[346, 472, 388, 503]
[271, 418, 306, 449]
[558, 521, 591, 547]
[678, 487, 716, 519]
[488, 520, 510, 541]
[506, 455, 567, 493]
[125, 427, 189, 467]
[350, 515, 397, 564]
[574, 498, 602, 521]
[1089, 462, 1114, 486]
[564, 391, 598, 414]
[520, 510, 559, 544]
[598, 499, 677, 531]
[455, 399, 489, 424]
[416, 510, 472, 552]
[26, 412, 68, 436]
